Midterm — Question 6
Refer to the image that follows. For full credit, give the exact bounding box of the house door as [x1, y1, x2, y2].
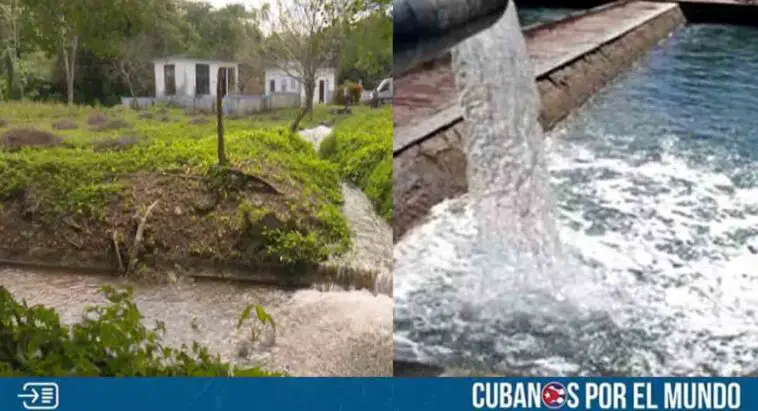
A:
[318, 80, 325, 104]
[269, 80, 275, 94]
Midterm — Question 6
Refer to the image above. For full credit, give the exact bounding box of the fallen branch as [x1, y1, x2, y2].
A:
[127, 200, 159, 274]
[112, 229, 124, 273]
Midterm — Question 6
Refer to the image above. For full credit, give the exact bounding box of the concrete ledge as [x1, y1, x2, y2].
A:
[0, 248, 378, 292]
[393, 2, 686, 240]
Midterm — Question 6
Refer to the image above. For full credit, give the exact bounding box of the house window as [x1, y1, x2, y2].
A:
[282, 80, 287, 92]
[290, 78, 296, 90]
[269, 79, 275, 93]
[195, 64, 210, 95]
[164, 64, 176, 96]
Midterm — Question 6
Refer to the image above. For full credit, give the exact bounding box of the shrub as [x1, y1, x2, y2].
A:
[0, 128, 62, 149]
[318, 133, 338, 158]
[87, 112, 110, 126]
[321, 106, 391, 222]
[52, 119, 79, 130]
[92, 135, 142, 152]
[0, 285, 281, 376]
[91, 119, 131, 131]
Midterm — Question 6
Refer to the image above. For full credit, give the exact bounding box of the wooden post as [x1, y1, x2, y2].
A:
[216, 67, 226, 166]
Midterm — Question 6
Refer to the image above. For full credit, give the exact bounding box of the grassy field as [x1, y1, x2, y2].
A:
[319, 106, 392, 222]
[0, 102, 378, 274]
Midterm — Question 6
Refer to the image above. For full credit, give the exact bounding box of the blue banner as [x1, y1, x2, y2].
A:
[0, 377, 753, 410]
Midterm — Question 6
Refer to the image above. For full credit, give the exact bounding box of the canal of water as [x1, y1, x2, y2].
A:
[395, 23, 758, 376]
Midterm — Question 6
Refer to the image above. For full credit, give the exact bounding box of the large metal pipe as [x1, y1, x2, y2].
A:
[393, 0, 510, 75]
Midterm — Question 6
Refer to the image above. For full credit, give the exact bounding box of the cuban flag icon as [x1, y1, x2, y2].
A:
[542, 382, 567, 409]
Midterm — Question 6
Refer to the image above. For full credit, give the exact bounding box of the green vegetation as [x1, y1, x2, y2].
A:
[0, 0, 391, 106]
[0, 285, 281, 376]
[0, 102, 353, 270]
[319, 106, 391, 222]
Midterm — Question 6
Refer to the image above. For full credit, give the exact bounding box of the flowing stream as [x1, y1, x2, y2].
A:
[394, 5, 758, 376]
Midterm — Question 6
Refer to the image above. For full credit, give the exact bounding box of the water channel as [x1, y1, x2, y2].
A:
[395, 21, 758, 376]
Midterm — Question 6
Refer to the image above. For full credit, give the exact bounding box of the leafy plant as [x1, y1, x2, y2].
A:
[0, 285, 282, 376]
[236, 303, 276, 344]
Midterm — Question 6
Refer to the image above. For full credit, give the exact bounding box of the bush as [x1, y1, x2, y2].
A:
[0, 128, 62, 149]
[320, 106, 391, 222]
[318, 133, 338, 158]
[0, 285, 281, 376]
[333, 82, 363, 105]
[52, 119, 79, 130]
[0, 107, 351, 268]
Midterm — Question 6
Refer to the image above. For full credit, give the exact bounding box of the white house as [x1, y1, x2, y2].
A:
[264, 65, 337, 106]
[152, 56, 239, 98]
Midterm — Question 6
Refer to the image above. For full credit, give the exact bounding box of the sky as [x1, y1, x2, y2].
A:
[201, 0, 281, 19]
[204, 0, 272, 9]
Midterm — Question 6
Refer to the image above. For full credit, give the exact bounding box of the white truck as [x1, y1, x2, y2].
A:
[371, 78, 393, 107]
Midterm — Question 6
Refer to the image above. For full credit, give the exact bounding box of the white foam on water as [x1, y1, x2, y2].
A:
[394, 4, 758, 376]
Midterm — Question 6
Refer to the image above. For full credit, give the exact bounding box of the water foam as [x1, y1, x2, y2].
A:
[394, 8, 758, 376]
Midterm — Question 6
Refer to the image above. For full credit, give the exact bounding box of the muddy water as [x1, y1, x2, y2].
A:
[331, 182, 393, 294]
[300, 125, 393, 295]
[0, 268, 393, 376]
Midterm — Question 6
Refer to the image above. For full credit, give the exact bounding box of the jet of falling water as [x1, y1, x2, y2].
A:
[451, 0, 563, 279]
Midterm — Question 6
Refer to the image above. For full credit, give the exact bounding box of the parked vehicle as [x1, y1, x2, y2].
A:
[371, 78, 393, 106]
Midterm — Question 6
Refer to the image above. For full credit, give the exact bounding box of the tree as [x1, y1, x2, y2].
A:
[261, 0, 348, 132]
[338, 6, 391, 88]
[0, 0, 24, 98]
[21, 0, 153, 104]
[111, 33, 152, 98]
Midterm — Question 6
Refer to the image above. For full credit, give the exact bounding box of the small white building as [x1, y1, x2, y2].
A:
[264, 65, 337, 106]
[152, 56, 239, 98]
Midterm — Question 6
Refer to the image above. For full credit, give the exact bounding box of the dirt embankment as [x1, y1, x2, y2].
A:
[0, 111, 360, 287]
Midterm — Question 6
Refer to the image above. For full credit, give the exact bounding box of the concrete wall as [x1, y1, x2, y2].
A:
[393, 4, 687, 241]
[269, 92, 300, 109]
[222, 95, 264, 115]
[535, 4, 686, 129]
[264, 67, 337, 106]
[121, 92, 302, 114]
[154, 59, 239, 98]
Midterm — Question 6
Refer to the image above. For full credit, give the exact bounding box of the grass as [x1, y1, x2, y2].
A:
[319, 106, 392, 222]
[0, 102, 362, 270]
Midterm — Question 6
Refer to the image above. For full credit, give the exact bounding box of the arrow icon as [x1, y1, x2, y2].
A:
[18, 383, 59, 410]
[18, 388, 40, 403]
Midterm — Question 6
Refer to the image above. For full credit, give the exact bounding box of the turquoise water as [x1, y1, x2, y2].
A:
[395, 23, 758, 376]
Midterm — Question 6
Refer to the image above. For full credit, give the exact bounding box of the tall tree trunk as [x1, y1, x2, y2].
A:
[4, 51, 14, 100]
[216, 68, 226, 166]
[119, 61, 136, 98]
[62, 35, 78, 105]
